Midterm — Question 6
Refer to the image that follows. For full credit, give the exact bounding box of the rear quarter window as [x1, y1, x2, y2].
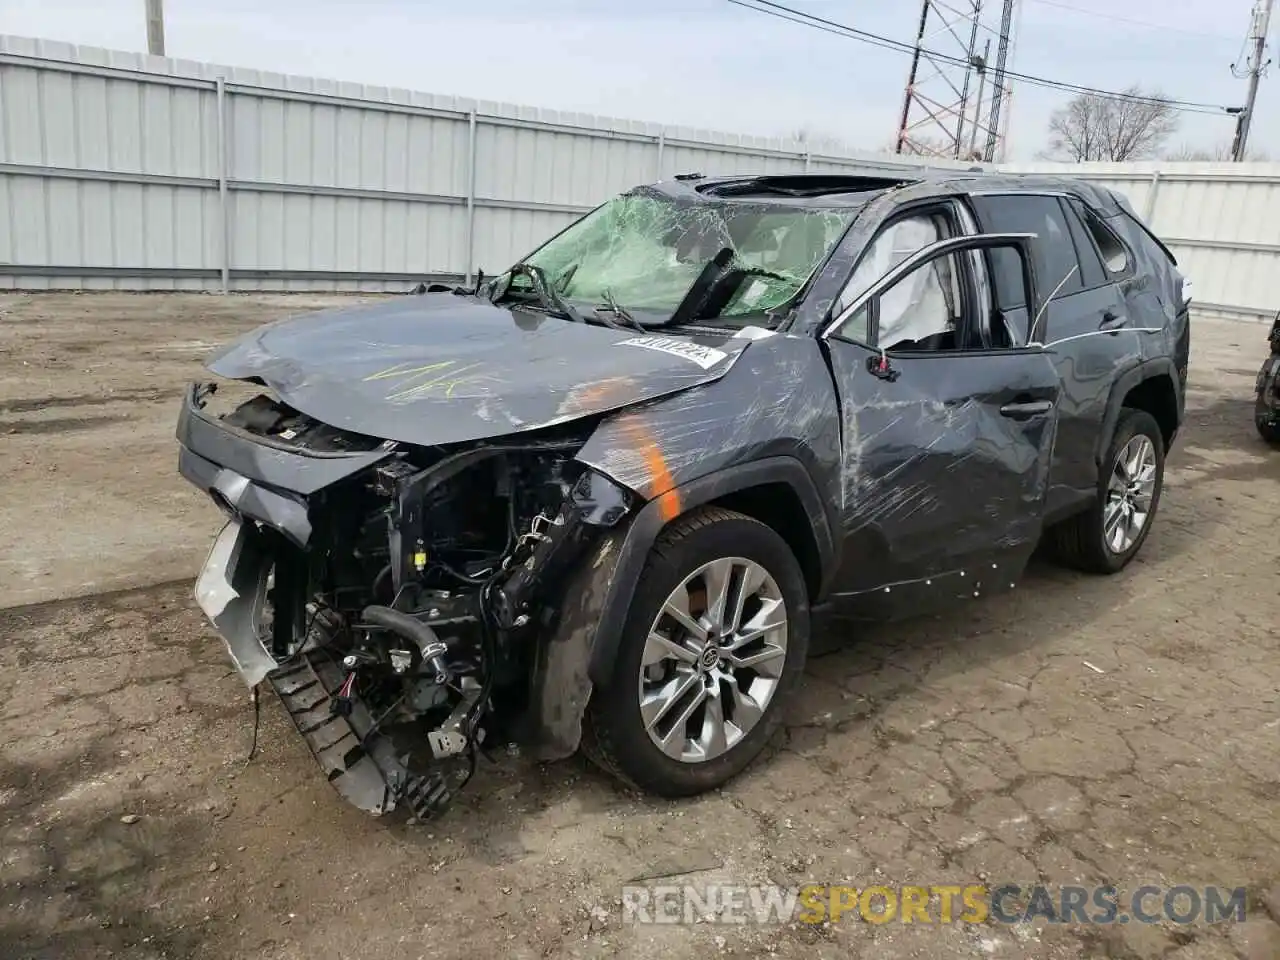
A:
[1113, 209, 1178, 269]
[1106, 193, 1178, 267]
[1081, 210, 1132, 276]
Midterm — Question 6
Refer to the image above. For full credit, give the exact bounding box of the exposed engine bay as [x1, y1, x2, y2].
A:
[188, 383, 632, 821]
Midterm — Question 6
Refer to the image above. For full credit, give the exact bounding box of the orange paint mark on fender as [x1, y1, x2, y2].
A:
[617, 413, 681, 522]
[655, 488, 682, 523]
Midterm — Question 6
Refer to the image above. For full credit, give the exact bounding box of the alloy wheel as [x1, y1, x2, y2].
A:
[637, 557, 788, 764]
[1103, 434, 1157, 554]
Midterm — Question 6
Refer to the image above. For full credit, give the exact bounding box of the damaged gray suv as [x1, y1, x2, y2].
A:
[177, 171, 1191, 819]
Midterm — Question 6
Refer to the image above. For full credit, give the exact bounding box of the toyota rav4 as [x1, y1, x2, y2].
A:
[177, 171, 1191, 820]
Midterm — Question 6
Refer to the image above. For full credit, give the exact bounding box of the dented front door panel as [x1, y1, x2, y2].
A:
[826, 340, 1060, 619]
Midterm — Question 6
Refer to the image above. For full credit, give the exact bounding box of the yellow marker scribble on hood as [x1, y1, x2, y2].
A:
[363, 359, 498, 402]
[363, 359, 458, 382]
[387, 364, 496, 402]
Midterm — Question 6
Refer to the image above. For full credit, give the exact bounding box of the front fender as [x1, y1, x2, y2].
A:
[573, 333, 841, 504]
[529, 455, 837, 761]
[583, 456, 837, 686]
[528, 334, 844, 759]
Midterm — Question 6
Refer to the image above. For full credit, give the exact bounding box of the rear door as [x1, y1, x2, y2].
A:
[968, 192, 1138, 522]
[820, 230, 1061, 620]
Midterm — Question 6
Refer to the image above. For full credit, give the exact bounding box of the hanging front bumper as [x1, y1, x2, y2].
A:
[194, 519, 279, 688]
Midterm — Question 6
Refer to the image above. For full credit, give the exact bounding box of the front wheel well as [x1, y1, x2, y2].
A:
[1122, 373, 1178, 450]
[708, 482, 822, 602]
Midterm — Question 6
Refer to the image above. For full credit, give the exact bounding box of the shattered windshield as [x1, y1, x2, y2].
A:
[507, 190, 855, 326]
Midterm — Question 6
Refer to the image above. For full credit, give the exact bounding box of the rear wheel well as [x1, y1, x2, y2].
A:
[708, 482, 822, 601]
[1121, 374, 1178, 450]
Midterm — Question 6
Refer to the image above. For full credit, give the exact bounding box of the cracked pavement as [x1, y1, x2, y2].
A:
[1, 295, 1278, 959]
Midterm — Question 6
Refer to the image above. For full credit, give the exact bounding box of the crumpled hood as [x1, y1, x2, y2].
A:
[205, 293, 752, 446]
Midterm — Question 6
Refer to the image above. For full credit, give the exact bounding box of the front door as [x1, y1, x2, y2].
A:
[820, 233, 1061, 620]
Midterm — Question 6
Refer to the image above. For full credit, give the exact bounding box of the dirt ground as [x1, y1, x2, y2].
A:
[0, 293, 384, 610]
[1, 293, 1278, 960]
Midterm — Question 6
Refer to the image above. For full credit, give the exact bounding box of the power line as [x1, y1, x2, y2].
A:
[730, 0, 1230, 113]
[726, 0, 1235, 115]
[1022, 0, 1242, 43]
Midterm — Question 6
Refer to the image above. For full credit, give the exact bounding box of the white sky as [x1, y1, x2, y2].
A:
[0, 0, 1271, 160]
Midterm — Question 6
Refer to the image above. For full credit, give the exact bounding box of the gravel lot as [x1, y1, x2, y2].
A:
[1, 293, 1278, 960]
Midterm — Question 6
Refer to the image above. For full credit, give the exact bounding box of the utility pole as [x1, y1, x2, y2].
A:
[1232, 0, 1273, 161]
[145, 0, 166, 57]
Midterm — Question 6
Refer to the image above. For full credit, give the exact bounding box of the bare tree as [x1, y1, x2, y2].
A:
[1165, 142, 1270, 161]
[790, 127, 858, 155]
[1044, 87, 1180, 161]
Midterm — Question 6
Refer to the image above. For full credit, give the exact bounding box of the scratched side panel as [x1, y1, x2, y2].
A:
[825, 342, 1060, 615]
[834, 379, 1047, 580]
[575, 334, 843, 510]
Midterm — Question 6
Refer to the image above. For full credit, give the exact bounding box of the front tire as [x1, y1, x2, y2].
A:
[1051, 408, 1165, 575]
[582, 506, 809, 797]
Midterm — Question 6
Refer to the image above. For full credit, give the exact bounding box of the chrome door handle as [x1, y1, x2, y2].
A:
[999, 399, 1053, 419]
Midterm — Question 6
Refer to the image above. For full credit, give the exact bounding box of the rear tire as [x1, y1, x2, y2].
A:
[582, 506, 809, 797]
[1051, 408, 1165, 575]
[1256, 393, 1280, 446]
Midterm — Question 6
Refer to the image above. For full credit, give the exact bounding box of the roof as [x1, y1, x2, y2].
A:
[642, 170, 1124, 216]
[644, 173, 909, 209]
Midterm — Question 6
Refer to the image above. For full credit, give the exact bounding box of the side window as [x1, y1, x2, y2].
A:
[834, 212, 947, 341]
[1062, 199, 1108, 289]
[974, 195, 1083, 307]
[833, 250, 973, 353]
[876, 251, 966, 351]
[1076, 202, 1132, 276]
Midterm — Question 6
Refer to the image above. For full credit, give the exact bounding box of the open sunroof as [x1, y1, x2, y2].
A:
[695, 173, 918, 198]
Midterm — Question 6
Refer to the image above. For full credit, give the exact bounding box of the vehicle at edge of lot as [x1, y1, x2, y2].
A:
[1254, 309, 1280, 445]
[174, 169, 1192, 820]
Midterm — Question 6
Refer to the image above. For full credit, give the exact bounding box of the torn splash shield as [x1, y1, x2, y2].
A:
[528, 527, 628, 761]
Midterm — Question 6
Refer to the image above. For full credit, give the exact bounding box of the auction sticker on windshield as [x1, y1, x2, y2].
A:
[617, 336, 729, 370]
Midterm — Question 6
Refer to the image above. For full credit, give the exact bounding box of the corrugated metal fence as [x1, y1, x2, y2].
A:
[0, 34, 1277, 321]
[0, 35, 960, 294]
[996, 162, 1280, 323]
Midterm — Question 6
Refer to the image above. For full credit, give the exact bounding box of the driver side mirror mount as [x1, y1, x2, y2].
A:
[867, 351, 900, 382]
